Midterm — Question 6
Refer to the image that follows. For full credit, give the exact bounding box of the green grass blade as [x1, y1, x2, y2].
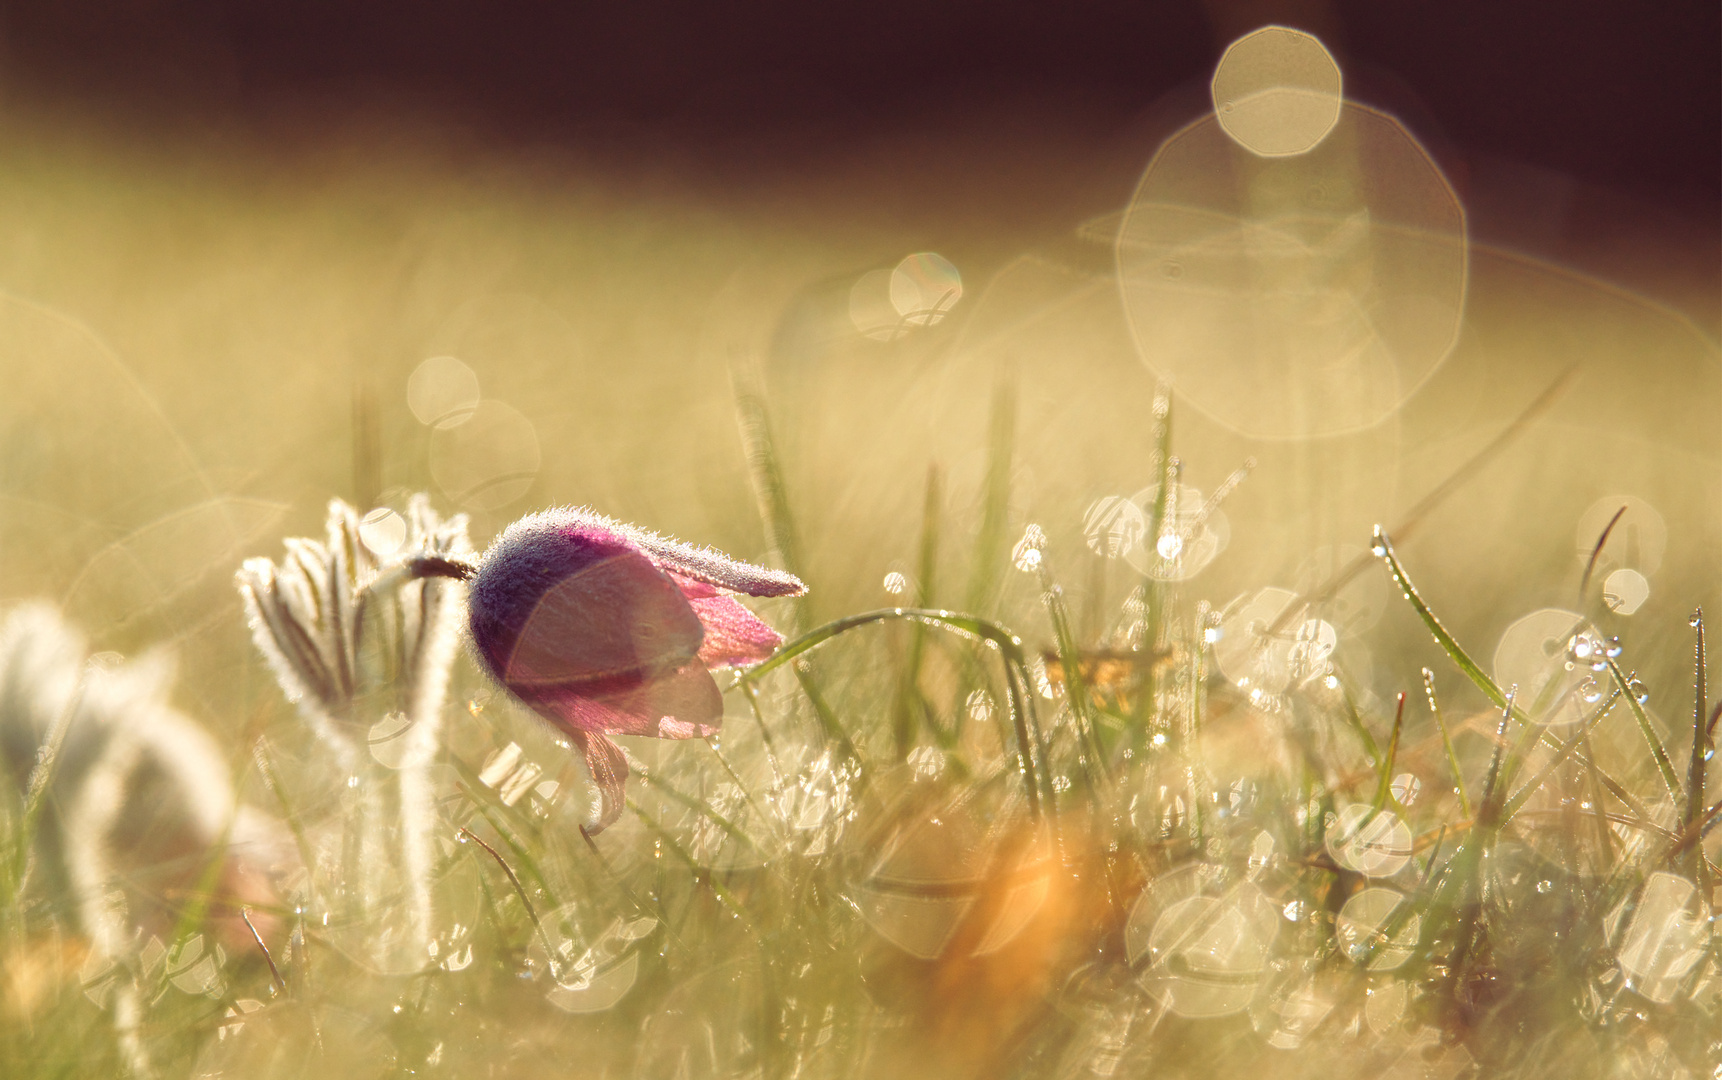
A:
[1606, 656, 1681, 801]
[1376, 528, 1653, 821]
[893, 464, 943, 757]
[1372, 693, 1407, 809]
[1039, 569, 1110, 793]
[1502, 691, 1618, 821]
[1423, 667, 1473, 819]
[1373, 529, 1521, 721]
[792, 661, 864, 771]
[1686, 610, 1709, 878]
[736, 607, 1042, 815]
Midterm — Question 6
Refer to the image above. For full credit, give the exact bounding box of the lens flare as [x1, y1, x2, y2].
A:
[1212, 26, 1343, 158]
[1118, 84, 1465, 438]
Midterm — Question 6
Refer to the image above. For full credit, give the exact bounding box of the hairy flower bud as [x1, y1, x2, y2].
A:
[467, 507, 804, 830]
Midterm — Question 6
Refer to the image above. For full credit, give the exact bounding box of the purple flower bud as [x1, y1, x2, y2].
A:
[467, 507, 804, 831]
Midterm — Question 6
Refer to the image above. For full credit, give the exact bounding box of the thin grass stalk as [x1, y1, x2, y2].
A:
[737, 607, 1043, 818]
[893, 465, 942, 757]
[1374, 528, 1648, 820]
[1501, 690, 1620, 821]
[1038, 560, 1110, 794]
[458, 827, 563, 982]
[1270, 368, 1577, 641]
[1578, 504, 1628, 605]
[1371, 693, 1407, 810]
[792, 661, 864, 773]
[964, 374, 1016, 615]
[1423, 667, 1473, 819]
[1604, 656, 1681, 801]
[1128, 390, 1174, 742]
[1685, 609, 1709, 881]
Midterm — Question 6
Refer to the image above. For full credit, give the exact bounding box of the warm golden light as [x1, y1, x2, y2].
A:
[1211, 26, 1343, 158]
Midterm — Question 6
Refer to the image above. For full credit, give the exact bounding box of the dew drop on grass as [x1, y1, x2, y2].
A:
[1012, 525, 1047, 572]
[1126, 482, 1229, 582]
[1494, 609, 1593, 726]
[1335, 888, 1419, 970]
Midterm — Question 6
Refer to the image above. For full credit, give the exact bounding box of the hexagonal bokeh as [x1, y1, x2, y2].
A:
[1118, 102, 1466, 439]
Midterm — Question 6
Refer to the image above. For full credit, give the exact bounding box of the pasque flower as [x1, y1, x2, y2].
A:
[463, 507, 804, 831]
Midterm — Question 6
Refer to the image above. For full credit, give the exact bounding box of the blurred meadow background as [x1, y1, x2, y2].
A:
[0, 2, 1717, 1077]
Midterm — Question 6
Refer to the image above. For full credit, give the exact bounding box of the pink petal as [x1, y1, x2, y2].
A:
[628, 531, 805, 598]
[570, 730, 628, 833]
[502, 549, 703, 689]
[665, 571, 719, 599]
[688, 594, 783, 668]
[535, 662, 724, 739]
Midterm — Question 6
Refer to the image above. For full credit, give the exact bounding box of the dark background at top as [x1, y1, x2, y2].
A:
[0, 0, 1715, 216]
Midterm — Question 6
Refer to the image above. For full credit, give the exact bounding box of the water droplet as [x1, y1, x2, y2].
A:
[1126, 481, 1233, 581]
[1495, 609, 1592, 726]
[1012, 525, 1047, 573]
[882, 571, 909, 596]
[1336, 889, 1419, 970]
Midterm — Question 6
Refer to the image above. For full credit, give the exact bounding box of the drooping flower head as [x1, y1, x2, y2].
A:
[466, 507, 804, 831]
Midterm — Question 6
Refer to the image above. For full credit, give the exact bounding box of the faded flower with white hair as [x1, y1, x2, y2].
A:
[0, 602, 285, 1074]
[235, 495, 471, 972]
